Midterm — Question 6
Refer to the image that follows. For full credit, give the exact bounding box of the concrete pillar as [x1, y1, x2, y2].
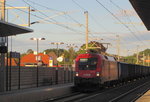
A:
[0, 53, 6, 92]
[0, 0, 6, 92]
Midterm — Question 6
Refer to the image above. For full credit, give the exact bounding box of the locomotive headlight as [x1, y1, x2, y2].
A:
[96, 72, 100, 76]
[76, 72, 79, 76]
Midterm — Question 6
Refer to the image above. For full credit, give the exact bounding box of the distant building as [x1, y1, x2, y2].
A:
[21, 52, 57, 67]
[47, 52, 57, 65]
[145, 60, 150, 63]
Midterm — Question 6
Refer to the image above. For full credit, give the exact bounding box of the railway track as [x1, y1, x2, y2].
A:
[40, 92, 81, 102]
[77, 77, 150, 102]
[41, 77, 150, 102]
[41, 87, 108, 102]
[109, 80, 150, 102]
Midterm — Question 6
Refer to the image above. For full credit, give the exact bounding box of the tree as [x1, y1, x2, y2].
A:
[44, 49, 65, 57]
[27, 49, 34, 54]
[121, 49, 150, 65]
[68, 47, 77, 64]
[123, 56, 136, 64]
[21, 53, 27, 58]
[20, 49, 33, 58]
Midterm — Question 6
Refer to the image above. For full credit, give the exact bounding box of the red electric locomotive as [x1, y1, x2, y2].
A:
[74, 52, 150, 89]
[74, 53, 118, 87]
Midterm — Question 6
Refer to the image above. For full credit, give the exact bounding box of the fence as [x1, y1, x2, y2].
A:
[6, 66, 75, 91]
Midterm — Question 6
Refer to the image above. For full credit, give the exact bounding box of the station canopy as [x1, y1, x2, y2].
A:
[129, 0, 150, 30]
[0, 20, 33, 37]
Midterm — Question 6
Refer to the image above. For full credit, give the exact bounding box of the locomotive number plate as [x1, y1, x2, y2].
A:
[83, 74, 91, 76]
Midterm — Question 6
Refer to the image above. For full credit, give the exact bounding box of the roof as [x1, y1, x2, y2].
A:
[20, 53, 50, 66]
[129, 0, 150, 30]
[0, 20, 33, 37]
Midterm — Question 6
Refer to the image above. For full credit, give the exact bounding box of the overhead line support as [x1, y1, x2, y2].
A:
[84, 11, 88, 51]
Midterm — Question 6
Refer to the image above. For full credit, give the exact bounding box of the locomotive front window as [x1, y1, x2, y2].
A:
[79, 58, 98, 70]
[79, 58, 88, 65]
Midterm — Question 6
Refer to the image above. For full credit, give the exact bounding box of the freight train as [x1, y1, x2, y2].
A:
[74, 53, 150, 88]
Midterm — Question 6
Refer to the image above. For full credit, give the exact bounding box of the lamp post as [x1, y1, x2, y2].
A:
[51, 42, 64, 84]
[30, 37, 45, 87]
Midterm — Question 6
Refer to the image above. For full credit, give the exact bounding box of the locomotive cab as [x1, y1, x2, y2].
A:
[74, 53, 102, 87]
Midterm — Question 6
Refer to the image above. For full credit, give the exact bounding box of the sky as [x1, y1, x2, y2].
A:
[3, 0, 150, 56]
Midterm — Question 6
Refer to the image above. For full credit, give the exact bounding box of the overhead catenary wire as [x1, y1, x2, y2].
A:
[106, 0, 141, 48]
[6, 0, 131, 54]
[25, 0, 85, 29]
[5, 3, 85, 49]
[110, 2, 150, 51]
[24, 0, 116, 50]
[72, 0, 141, 53]
[96, 0, 146, 46]
[22, 0, 79, 31]
[23, 0, 86, 46]
[71, 0, 124, 44]
[109, 0, 148, 42]
[22, 0, 86, 46]
[72, 0, 109, 40]
[72, 0, 125, 52]
[72, 0, 112, 34]
[5, 3, 85, 35]
[24, 0, 129, 53]
[25, 0, 102, 49]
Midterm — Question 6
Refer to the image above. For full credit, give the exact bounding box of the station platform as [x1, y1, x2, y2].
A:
[0, 83, 74, 102]
[136, 90, 150, 102]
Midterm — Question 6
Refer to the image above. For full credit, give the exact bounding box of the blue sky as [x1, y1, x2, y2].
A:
[5, 0, 150, 56]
